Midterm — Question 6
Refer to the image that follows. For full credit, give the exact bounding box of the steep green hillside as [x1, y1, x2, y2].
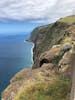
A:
[30, 15, 75, 69]
[31, 22, 69, 68]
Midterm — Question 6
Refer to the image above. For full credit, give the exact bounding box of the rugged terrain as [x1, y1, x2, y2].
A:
[2, 15, 75, 100]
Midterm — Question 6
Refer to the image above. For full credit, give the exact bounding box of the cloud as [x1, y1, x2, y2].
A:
[47, 0, 75, 23]
[0, 0, 75, 23]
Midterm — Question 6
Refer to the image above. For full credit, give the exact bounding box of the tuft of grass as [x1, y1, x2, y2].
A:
[16, 76, 24, 81]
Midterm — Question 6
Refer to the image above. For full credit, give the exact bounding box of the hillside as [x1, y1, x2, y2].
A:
[59, 15, 75, 24]
[31, 22, 70, 68]
[2, 15, 75, 100]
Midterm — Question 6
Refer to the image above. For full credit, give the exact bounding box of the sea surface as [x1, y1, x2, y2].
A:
[0, 35, 34, 98]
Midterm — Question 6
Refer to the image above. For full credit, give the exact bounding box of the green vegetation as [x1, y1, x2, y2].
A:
[16, 76, 24, 81]
[60, 36, 71, 44]
[51, 51, 64, 65]
[32, 20, 69, 69]
[15, 77, 71, 100]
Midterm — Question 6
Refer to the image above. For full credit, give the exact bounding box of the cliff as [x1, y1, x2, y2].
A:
[2, 15, 75, 100]
[31, 21, 70, 68]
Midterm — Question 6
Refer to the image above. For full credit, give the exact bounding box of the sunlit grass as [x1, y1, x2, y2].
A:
[59, 15, 75, 24]
[15, 77, 71, 100]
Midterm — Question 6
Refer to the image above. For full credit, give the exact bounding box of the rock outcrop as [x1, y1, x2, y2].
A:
[39, 46, 61, 67]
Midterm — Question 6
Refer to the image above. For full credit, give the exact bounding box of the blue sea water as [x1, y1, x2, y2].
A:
[0, 35, 34, 98]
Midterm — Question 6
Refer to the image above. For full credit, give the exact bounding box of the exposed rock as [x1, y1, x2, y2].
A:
[61, 43, 72, 52]
[41, 63, 55, 71]
[59, 51, 71, 67]
[52, 44, 61, 48]
[58, 51, 72, 78]
[39, 47, 61, 67]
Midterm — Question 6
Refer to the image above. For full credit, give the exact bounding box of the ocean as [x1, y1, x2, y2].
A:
[0, 35, 34, 98]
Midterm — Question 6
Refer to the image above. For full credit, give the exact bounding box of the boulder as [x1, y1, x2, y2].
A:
[58, 51, 72, 67]
[61, 43, 72, 52]
[58, 51, 72, 78]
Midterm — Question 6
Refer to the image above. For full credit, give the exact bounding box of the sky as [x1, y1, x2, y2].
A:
[0, 22, 43, 35]
[0, 0, 75, 35]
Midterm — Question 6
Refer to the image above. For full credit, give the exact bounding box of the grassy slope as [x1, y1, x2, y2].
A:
[15, 77, 71, 100]
[59, 15, 75, 24]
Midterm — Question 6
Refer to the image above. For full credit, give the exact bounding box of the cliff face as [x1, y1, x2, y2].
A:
[31, 21, 70, 68]
[2, 15, 75, 100]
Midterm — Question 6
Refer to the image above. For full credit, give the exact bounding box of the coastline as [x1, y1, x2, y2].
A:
[30, 42, 35, 67]
[25, 39, 35, 68]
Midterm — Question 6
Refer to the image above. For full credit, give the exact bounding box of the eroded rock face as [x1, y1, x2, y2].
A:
[59, 51, 71, 66]
[58, 51, 72, 78]
[39, 59, 49, 67]
[39, 43, 73, 78]
[39, 46, 61, 67]
[41, 63, 55, 71]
